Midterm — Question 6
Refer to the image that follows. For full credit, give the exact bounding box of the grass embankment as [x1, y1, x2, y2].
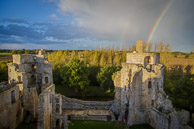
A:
[69, 121, 154, 129]
[55, 85, 114, 101]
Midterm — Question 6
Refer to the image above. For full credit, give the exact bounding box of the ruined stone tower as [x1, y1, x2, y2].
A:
[112, 40, 190, 129]
[7, 49, 53, 121]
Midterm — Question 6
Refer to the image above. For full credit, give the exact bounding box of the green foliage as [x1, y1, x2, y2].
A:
[60, 58, 90, 92]
[164, 67, 194, 111]
[97, 66, 121, 91]
[0, 61, 8, 82]
[172, 75, 194, 110]
[129, 124, 154, 129]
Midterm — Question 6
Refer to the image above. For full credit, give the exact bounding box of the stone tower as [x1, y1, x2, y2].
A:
[7, 50, 53, 121]
[113, 40, 174, 128]
[136, 40, 143, 53]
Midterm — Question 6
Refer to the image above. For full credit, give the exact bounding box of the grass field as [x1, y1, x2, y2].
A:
[69, 121, 154, 129]
[69, 121, 125, 129]
[16, 122, 37, 129]
[0, 53, 12, 55]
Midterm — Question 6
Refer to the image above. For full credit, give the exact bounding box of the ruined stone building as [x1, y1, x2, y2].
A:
[0, 41, 192, 129]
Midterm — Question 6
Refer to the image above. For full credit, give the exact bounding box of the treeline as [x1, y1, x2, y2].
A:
[48, 42, 173, 92]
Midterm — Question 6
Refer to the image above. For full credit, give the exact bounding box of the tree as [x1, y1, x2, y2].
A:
[60, 58, 90, 92]
[0, 62, 8, 82]
[97, 66, 121, 91]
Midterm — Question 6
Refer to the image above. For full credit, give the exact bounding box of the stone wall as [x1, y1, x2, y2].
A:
[0, 83, 23, 129]
[62, 95, 113, 110]
[37, 84, 55, 129]
[37, 84, 68, 129]
[126, 53, 160, 65]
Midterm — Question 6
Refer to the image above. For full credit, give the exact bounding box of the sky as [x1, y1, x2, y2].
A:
[0, 0, 194, 52]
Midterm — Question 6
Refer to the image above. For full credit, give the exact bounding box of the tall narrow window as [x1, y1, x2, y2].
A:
[11, 90, 16, 104]
[152, 100, 154, 107]
[148, 80, 152, 88]
[45, 77, 48, 84]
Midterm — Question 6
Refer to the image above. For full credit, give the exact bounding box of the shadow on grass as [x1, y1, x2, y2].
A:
[55, 85, 114, 101]
[16, 122, 37, 129]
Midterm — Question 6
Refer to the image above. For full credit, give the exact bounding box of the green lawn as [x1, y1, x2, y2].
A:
[55, 85, 114, 101]
[69, 121, 154, 129]
[69, 121, 126, 129]
[16, 122, 37, 129]
[0, 53, 12, 55]
[129, 124, 154, 129]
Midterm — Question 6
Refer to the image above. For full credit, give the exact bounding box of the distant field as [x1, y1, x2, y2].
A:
[0, 55, 12, 62]
[0, 53, 12, 55]
[168, 57, 194, 65]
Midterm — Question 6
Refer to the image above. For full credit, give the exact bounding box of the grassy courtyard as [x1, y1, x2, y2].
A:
[69, 120, 154, 129]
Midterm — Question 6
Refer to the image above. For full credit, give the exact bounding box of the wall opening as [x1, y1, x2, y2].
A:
[32, 64, 36, 71]
[144, 56, 152, 66]
[152, 100, 154, 107]
[25, 110, 30, 118]
[56, 104, 60, 113]
[11, 90, 16, 104]
[31, 75, 36, 83]
[45, 77, 48, 84]
[33, 56, 36, 61]
[148, 80, 152, 88]
[56, 119, 60, 128]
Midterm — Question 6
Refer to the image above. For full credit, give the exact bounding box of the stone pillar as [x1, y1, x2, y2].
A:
[136, 40, 143, 53]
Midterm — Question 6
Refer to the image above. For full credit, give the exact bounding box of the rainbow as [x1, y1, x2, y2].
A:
[147, 0, 175, 43]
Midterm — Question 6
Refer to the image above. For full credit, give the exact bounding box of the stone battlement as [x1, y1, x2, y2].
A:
[0, 81, 18, 93]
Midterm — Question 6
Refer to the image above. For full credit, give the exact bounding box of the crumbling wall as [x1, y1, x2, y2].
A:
[62, 95, 113, 110]
[38, 84, 68, 129]
[37, 84, 55, 129]
[0, 82, 23, 129]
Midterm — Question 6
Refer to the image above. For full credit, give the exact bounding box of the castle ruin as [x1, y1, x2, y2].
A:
[0, 41, 192, 129]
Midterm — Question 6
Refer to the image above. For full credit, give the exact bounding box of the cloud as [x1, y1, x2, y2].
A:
[55, 0, 194, 51]
[0, 19, 88, 45]
[49, 14, 59, 20]
[2, 18, 28, 24]
[57, 0, 168, 42]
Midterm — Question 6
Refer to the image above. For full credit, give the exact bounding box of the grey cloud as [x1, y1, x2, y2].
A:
[57, 0, 194, 51]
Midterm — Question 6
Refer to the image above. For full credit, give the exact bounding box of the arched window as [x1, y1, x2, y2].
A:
[11, 90, 16, 104]
[144, 56, 151, 66]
